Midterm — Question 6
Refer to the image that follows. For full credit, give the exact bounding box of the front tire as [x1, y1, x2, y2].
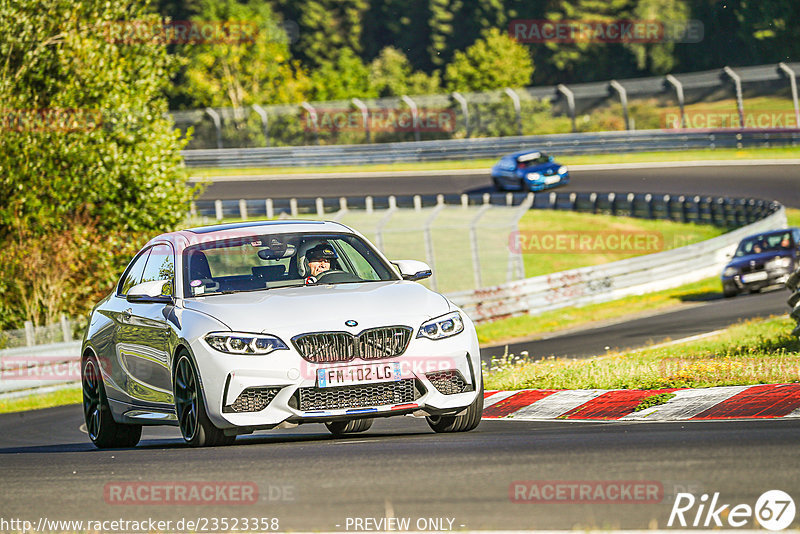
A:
[426, 376, 484, 433]
[174, 353, 235, 447]
[325, 418, 373, 436]
[82, 355, 142, 449]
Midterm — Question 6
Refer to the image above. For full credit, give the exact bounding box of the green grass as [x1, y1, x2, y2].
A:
[633, 392, 677, 411]
[0, 386, 81, 415]
[516, 211, 725, 278]
[484, 316, 800, 391]
[786, 208, 800, 228]
[476, 276, 721, 346]
[190, 146, 800, 177]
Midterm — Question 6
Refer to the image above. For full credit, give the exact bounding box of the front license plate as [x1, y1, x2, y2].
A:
[317, 362, 401, 388]
[545, 175, 561, 184]
[741, 271, 768, 283]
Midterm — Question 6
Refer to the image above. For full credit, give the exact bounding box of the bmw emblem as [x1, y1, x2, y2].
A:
[345, 320, 358, 327]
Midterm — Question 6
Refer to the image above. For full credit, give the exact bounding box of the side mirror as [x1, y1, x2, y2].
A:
[392, 260, 432, 281]
[127, 280, 173, 304]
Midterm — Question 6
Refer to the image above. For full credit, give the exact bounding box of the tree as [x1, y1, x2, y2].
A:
[369, 47, 441, 97]
[310, 48, 375, 101]
[444, 28, 534, 92]
[179, 0, 310, 109]
[0, 0, 195, 326]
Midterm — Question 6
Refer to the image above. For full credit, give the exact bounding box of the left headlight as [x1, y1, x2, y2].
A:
[417, 311, 464, 340]
[204, 332, 289, 355]
[558, 165, 568, 174]
[723, 267, 738, 277]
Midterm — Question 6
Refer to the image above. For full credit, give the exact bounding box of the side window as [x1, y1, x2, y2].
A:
[118, 249, 151, 296]
[140, 244, 175, 295]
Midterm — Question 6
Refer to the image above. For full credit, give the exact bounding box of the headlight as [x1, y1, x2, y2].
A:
[204, 332, 288, 355]
[766, 257, 792, 270]
[558, 165, 568, 174]
[723, 267, 738, 277]
[526, 172, 541, 180]
[417, 311, 464, 340]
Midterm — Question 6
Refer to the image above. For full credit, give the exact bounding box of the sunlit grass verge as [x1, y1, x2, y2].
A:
[483, 316, 800, 391]
[0, 385, 81, 415]
[191, 146, 800, 177]
[476, 277, 721, 346]
[634, 392, 676, 412]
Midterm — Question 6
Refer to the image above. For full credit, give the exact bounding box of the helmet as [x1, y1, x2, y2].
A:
[305, 243, 338, 262]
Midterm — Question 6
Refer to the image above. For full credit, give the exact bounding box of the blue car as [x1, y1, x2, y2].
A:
[721, 228, 800, 298]
[491, 150, 570, 192]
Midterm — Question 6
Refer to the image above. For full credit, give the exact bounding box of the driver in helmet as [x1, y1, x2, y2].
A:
[305, 243, 338, 277]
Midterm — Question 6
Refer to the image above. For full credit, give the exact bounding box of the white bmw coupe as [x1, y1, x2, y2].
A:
[81, 220, 483, 448]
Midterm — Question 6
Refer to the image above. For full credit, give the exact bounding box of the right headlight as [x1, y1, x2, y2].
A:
[723, 267, 738, 277]
[526, 172, 541, 180]
[417, 312, 464, 340]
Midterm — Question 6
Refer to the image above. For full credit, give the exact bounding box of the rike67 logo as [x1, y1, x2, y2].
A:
[668, 490, 796, 530]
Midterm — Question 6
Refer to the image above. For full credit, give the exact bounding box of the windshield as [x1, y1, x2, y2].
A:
[517, 152, 549, 166]
[734, 232, 794, 257]
[182, 232, 399, 296]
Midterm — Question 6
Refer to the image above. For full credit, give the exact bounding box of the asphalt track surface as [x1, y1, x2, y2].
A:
[2, 162, 799, 531]
[198, 163, 800, 208]
[1, 406, 799, 530]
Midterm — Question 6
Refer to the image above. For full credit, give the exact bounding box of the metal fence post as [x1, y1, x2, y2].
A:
[204, 107, 223, 149]
[423, 203, 445, 292]
[469, 204, 492, 289]
[722, 67, 745, 127]
[60, 314, 72, 342]
[451, 92, 470, 138]
[375, 202, 397, 252]
[365, 196, 373, 214]
[556, 84, 576, 132]
[239, 199, 248, 220]
[315, 197, 324, 217]
[300, 102, 320, 145]
[352, 98, 370, 143]
[24, 320, 34, 347]
[215, 199, 223, 221]
[290, 198, 298, 217]
[503, 88, 523, 136]
[508, 193, 535, 281]
[609, 80, 630, 130]
[664, 74, 686, 128]
[252, 104, 270, 147]
[266, 198, 274, 219]
[778, 63, 800, 128]
[401, 95, 421, 142]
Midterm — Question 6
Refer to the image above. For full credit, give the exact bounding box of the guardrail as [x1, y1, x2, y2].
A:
[788, 268, 800, 337]
[449, 202, 786, 322]
[1, 194, 786, 397]
[182, 128, 800, 168]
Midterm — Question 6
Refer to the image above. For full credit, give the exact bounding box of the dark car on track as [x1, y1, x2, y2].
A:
[721, 228, 800, 297]
[490, 150, 569, 192]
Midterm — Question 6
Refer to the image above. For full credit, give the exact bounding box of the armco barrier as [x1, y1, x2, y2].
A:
[182, 129, 800, 168]
[0, 199, 786, 396]
[788, 267, 800, 337]
[448, 204, 787, 322]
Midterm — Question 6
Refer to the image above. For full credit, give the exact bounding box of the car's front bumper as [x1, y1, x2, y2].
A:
[722, 266, 793, 292]
[188, 329, 482, 432]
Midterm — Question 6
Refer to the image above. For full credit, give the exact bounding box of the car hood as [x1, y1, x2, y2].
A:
[725, 250, 794, 269]
[181, 280, 452, 333]
[521, 162, 560, 174]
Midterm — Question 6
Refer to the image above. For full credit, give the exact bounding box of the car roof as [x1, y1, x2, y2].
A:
[146, 220, 354, 250]
[503, 149, 549, 159]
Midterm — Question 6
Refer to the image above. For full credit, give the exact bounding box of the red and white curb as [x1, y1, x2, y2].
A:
[481, 383, 800, 421]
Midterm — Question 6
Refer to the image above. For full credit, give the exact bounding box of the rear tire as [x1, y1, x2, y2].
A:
[325, 418, 373, 436]
[82, 355, 142, 449]
[174, 352, 235, 447]
[426, 375, 484, 433]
